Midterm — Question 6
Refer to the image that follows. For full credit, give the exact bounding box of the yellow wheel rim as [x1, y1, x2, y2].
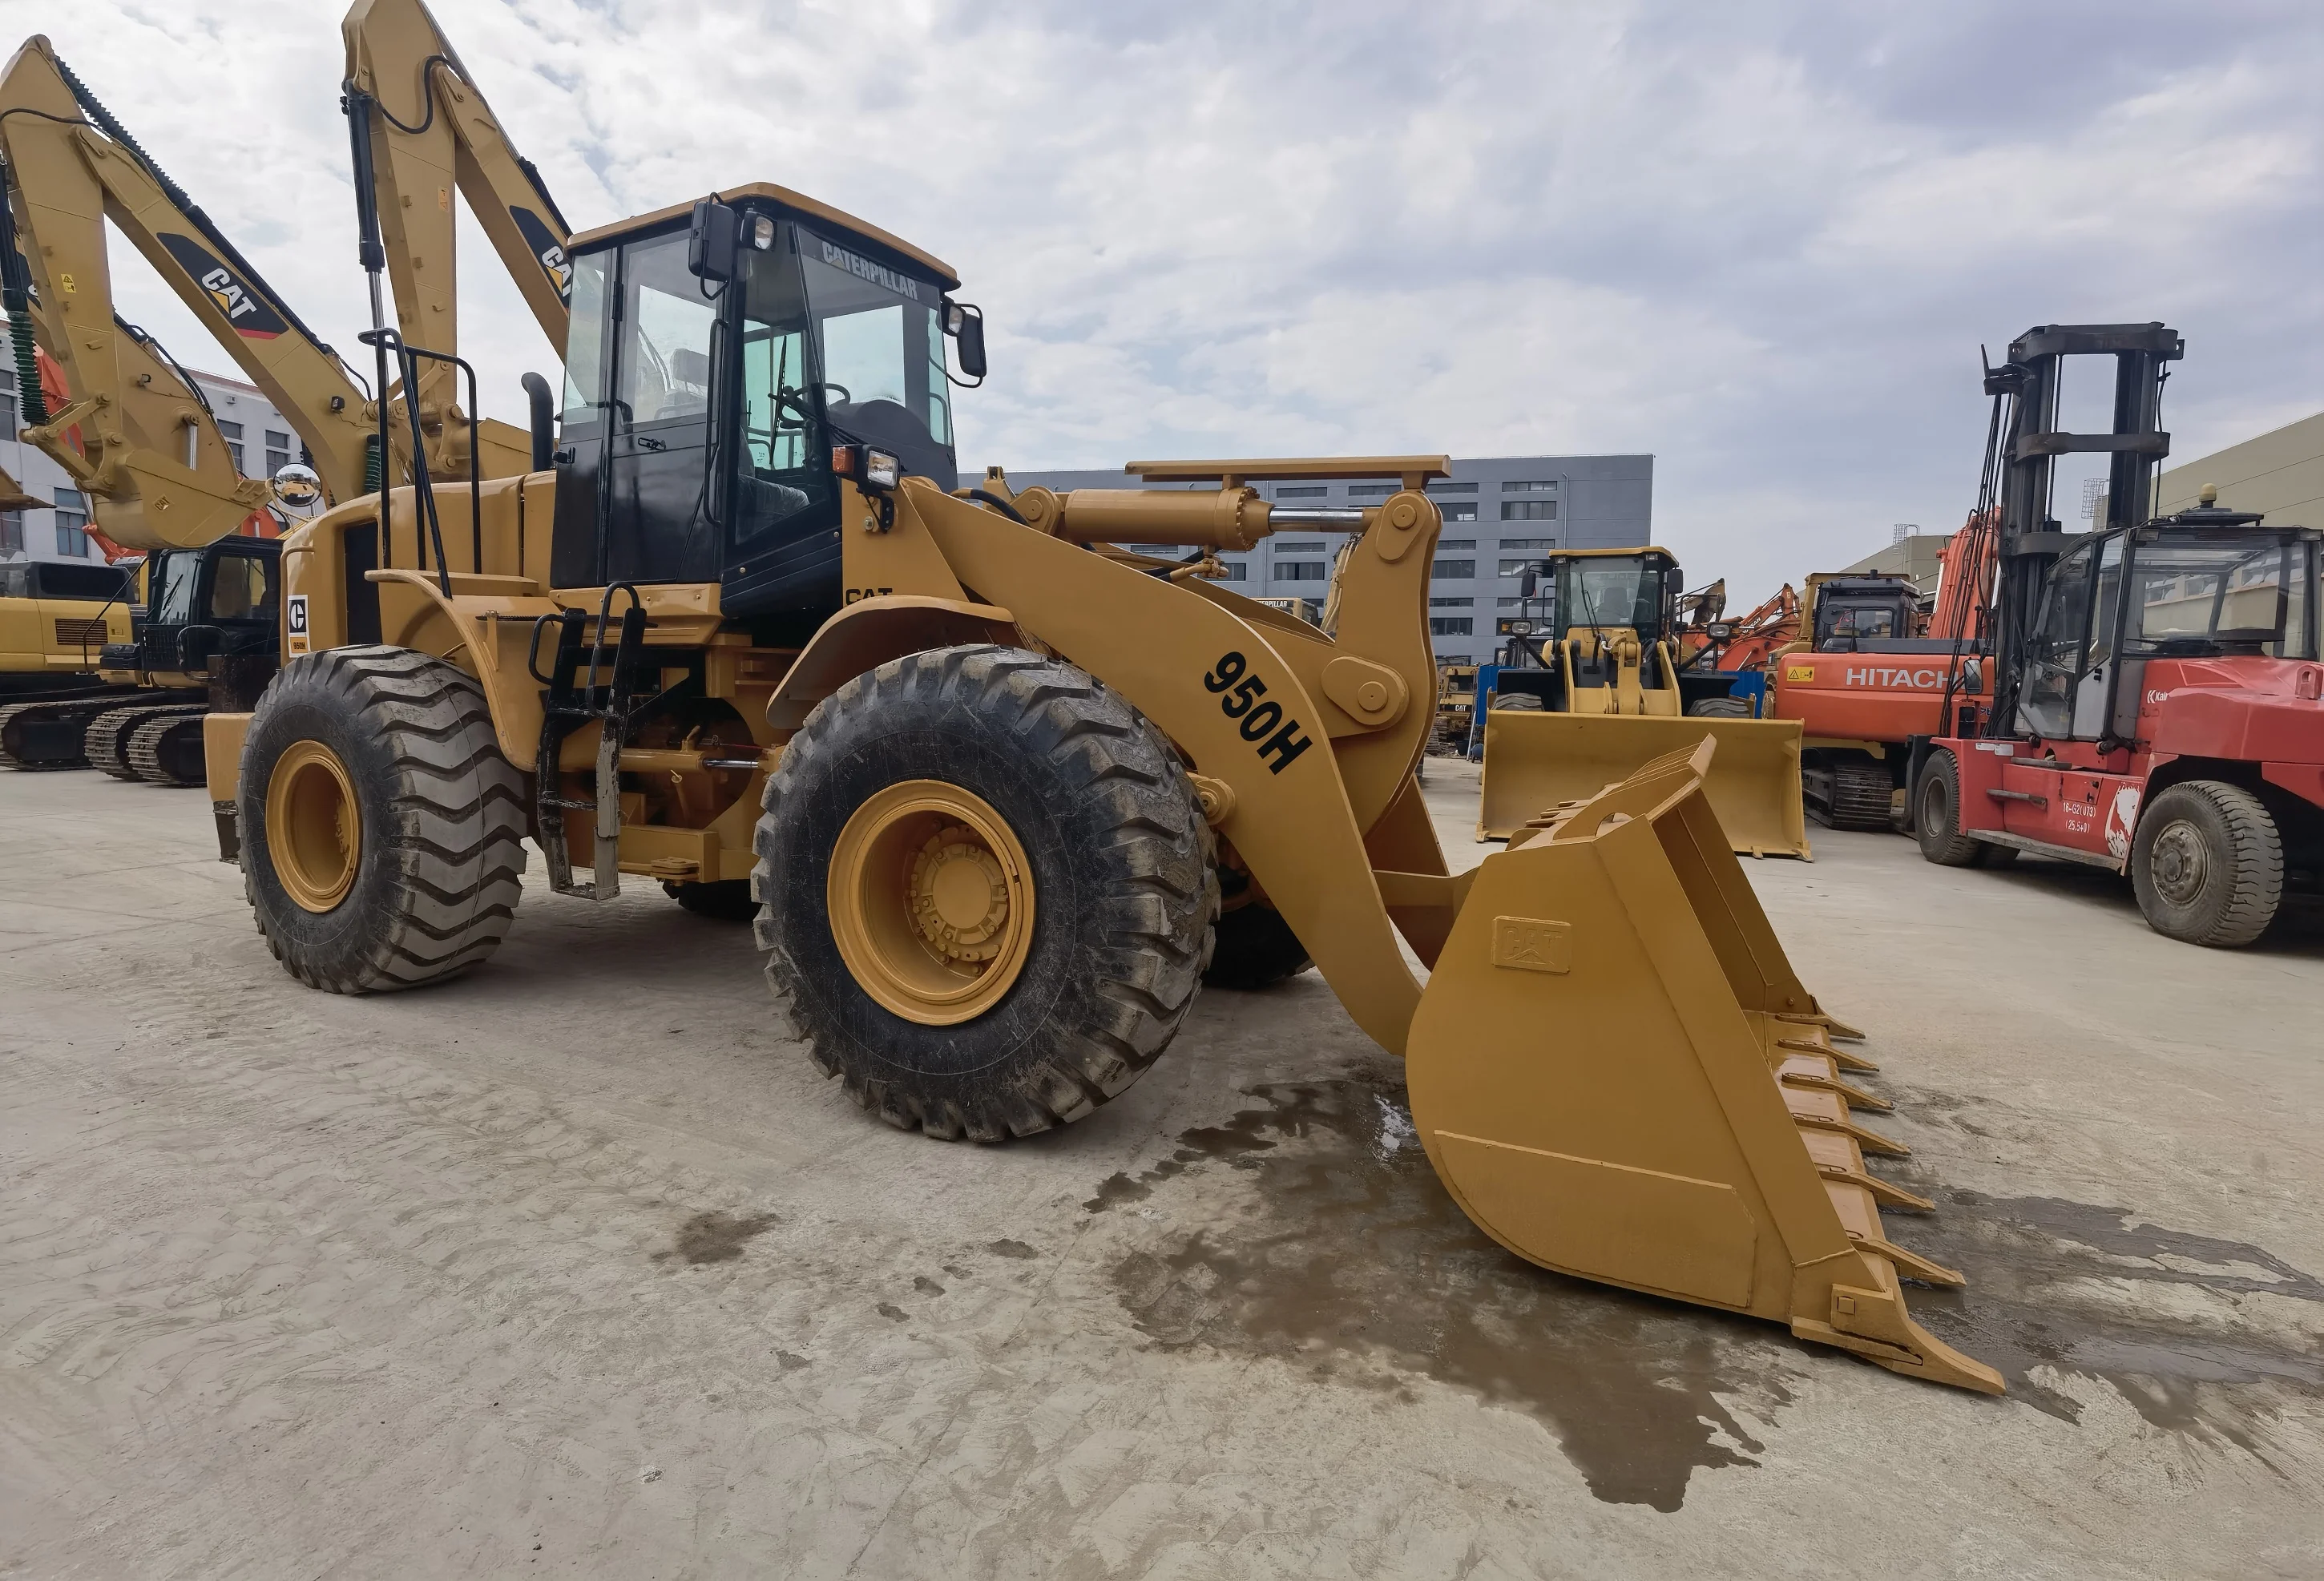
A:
[828, 779, 1036, 1026]
[267, 739, 361, 913]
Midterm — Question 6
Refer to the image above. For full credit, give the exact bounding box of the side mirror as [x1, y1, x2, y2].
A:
[1519, 569, 1538, 598]
[688, 199, 741, 283]
[270, 462, 324, 514]
[944, 299, 987, 380]
[1962, 656, 1983, 694]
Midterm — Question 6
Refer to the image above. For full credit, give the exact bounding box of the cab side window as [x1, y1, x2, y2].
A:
[2020, 541, 2094, 739]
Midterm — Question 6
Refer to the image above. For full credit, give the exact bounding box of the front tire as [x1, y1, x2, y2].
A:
[752, 646, 1216, 1141]
[240, 647, 527, 993]
[1914, 749, 1993, 867]
[2131, 781, 2282, 947]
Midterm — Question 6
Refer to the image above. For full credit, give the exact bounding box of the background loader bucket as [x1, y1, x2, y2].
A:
[1408, 740, 2001, 1393]
[1479, 711, 1811, 858]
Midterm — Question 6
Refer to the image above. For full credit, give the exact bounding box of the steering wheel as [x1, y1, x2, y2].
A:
[817, 381, 852, 406]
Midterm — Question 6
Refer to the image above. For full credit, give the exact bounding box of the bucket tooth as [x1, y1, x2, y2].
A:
[1779, 1034, 1878, 1074]
[1406, 738, 2000, 1394]
[1785, 1087, 1910, 1156]
[1778, 1061, 1893, 1113]
[1858, 1236, 1967, 1289]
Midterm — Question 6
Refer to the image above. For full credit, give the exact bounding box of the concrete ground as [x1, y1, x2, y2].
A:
[2, 756, 2320, 1579]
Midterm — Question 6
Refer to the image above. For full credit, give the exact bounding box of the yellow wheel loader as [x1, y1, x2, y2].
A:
[1477, 546, 1813, 857]
[203, 171, 1998, 1393]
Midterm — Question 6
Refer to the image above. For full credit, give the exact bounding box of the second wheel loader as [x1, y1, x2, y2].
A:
[203, 164, 2000, 1393]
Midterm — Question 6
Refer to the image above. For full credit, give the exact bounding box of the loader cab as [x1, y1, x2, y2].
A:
[548, 184, 971, 636]
[2015, 510, 2320, 743]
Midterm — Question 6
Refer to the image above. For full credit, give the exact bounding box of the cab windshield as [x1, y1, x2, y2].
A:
[1555, 555, 1665, 639]
[150, 550, 202, 623]
[2128, 530, 2315, 658]
[795, 226, 952, 478]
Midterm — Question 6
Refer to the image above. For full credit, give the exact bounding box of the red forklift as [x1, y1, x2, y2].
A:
[1912, 323, 2323, 946]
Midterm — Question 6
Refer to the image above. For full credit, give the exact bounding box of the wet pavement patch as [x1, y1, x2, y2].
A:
[655, 1210, 778, 1266]
[1102, 1077, 1797, 1513]
[1890, 1176, 2324, 1464]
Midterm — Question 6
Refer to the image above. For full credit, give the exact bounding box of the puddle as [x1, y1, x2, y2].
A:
[1890, 1179, 2324, 1463]
[655, 1210, 777, 1266]
[1103, 1078, 1796, 1512]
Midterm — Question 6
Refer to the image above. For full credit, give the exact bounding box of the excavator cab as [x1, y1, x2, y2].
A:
[1811, 575, 1920, 651]
[547, 189, 979, 633]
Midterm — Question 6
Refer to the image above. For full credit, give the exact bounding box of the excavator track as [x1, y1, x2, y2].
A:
[124, 708, 211, 787]
[87, 701, 207, 780]
[1806, 756, 1895, 832]
[0, 692, 131, 770]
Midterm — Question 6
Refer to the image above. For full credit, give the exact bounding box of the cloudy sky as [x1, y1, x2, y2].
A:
[11, 0, 2319, 597]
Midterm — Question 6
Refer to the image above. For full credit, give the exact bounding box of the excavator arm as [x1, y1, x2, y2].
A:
[341, 0, 573, 480]
[0, 38, 272, 551]
[1, 36, 380, 516]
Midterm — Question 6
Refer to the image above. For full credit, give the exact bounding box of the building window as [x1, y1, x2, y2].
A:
[1425, 482, 1478, 494]
[264, 428, 292, 476]
[54, 488, 88, 556]
[1438, 502, 1478, 522]
[0, 509, 21, 556]
[1273, 541, 1325, 552]
[1273, 485, 1326, 499]
[1429, 596, 1473, 608]
[1432, 559, 1475, 579]
[1500, 538, 1555, 551]
[1430, 616, 1474, 636]
[1503, 479, 1558, 493]
[1499, 559, 1544, 577]
[1277, 561, 1327, 582]
[1216, 562, 1248, 581]
[1497, 597, 1523, 609]
[1502, 500, 1556, 521]
[1348, 484, 1395, 498]
[1439, 539, 1475, 551]
[216, 417, 245, 473]
[0, 368, 16, 435]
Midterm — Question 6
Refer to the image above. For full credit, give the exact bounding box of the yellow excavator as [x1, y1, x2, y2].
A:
[0, 24, 568, 776]
[176, 0, 2002, 1391]
[1475, 546, 1811, 857]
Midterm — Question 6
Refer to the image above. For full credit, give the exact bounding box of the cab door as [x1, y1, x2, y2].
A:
[2016, 539, 2094, 740]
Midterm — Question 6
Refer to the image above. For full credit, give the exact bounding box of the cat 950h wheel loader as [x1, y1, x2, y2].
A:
[205, 185, 2000, 1395]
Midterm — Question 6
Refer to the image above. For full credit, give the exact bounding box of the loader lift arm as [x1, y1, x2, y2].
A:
[0, 35, 381, 519]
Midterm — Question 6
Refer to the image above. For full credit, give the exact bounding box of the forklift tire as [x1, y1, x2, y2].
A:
[664, 878, 759, 922]
[752, 644, 1218, 1142]
[1914, 749, 1995, 868]
[240, 647, 528, 993]
[2131, 781, 2282, 948]
[1202, 901, 1313, 989]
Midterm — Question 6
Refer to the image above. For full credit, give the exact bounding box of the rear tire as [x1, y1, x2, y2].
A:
[240, 647, 527, 993]
[1202, 902, 1313, 989]
[752, 645, 1217, 1142]
[1686, 696, 1753, 718]
[1914, 749, 1993, 867]
[2131, 781, 2282, 947]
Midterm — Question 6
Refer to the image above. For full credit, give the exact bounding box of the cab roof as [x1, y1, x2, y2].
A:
[566, 181, 960, 291]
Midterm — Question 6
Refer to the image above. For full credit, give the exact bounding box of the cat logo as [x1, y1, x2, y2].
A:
[510, 208, 574, 305]
[156, 233, 288, 340]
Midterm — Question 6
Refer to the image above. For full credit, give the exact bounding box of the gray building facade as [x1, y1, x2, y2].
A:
[973, 454, 1652, 662]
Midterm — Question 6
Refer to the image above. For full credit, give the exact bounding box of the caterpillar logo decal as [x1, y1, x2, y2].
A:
[510, 208, 573, 305]
[157, 233, 287, 340]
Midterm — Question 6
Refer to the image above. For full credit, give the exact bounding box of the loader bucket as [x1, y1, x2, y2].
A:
[1407, 739, 2001, 1393]
[1478, 710, 1811, 858]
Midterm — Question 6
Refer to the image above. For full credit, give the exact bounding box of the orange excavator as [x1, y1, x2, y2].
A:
[1769, 524, 1997, 829]
[1680, 580, 1803, 674]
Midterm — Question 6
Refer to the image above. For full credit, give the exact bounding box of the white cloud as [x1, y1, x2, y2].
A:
[8, 0, 2317, 598]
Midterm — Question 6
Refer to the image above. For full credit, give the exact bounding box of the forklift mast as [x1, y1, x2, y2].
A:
[1976, 323, 2181, 736]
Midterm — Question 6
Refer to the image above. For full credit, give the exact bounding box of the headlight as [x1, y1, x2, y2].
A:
[748, 214, 776, 250]
[865, 450, 899, 490]
[1509, 619, 1534, 635]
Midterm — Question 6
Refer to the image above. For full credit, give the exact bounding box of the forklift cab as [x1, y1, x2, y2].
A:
[548, 185, 983, 635]
[2015, 506, 2320, 743]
